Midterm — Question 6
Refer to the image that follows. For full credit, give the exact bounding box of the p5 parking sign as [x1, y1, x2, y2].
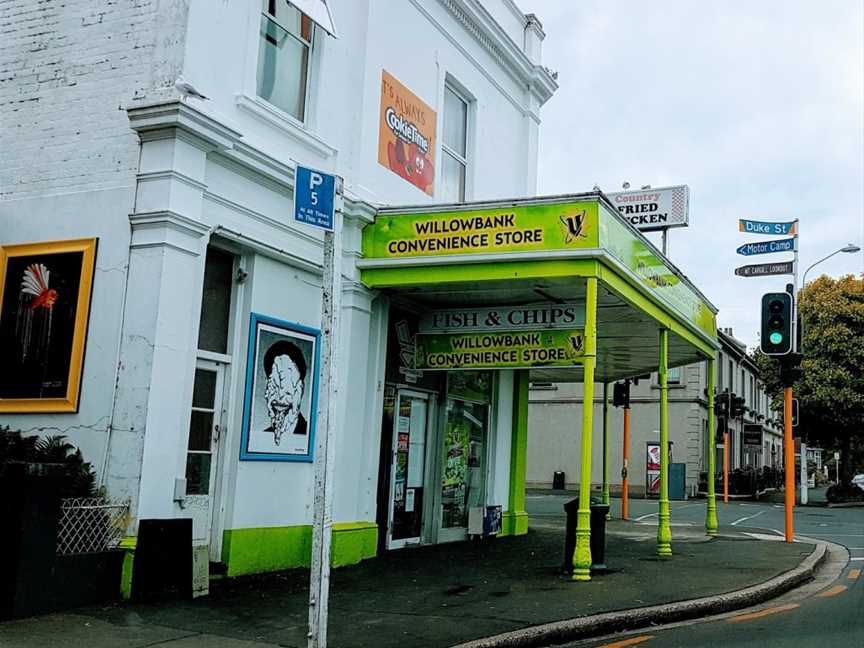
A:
[294, 166, 337, 231]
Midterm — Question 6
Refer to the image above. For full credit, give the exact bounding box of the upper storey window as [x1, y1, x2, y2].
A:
[440, 84, 469, 202]
[257, 1, 313, 122]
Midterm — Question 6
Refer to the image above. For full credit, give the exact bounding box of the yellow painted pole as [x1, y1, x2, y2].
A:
[705, 356, 718, 535]
[573, 277, 598, 581]
[657, 329, 672, 557]
[602, 382, 610, 518]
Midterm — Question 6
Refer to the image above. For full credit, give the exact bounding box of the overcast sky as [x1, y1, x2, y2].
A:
[519, 1, 864, 348]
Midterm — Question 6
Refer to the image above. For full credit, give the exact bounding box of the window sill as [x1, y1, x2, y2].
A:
[235, 93, 337, 159]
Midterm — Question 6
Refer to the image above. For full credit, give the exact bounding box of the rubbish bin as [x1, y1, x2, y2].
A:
[552, 471, 566, 490]
[562, 497, 610, 573]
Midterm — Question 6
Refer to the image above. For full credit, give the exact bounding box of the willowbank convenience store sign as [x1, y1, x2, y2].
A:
[363, 201, 599, 258]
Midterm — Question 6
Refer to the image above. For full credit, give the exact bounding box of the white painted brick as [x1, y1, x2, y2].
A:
[0, 0, 189, 201]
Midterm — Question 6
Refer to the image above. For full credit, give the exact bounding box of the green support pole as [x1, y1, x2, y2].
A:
[505, 370, 530, 536]
[705, 356, 718, 535]
[657, 329, 672, 557]
[602, 382, 610, 518]
[573, 277, 598, 581]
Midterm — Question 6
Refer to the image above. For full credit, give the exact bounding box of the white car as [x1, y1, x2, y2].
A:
[852, 474, 864, 492]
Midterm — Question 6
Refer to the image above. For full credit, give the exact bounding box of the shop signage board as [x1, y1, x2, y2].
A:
[743, 423, 763, 447]
[415, 329, 585, 370]
[419, 303, 584, 334]
[606, 185, 690, 231]
[294, 166, 336, 231]
[378, 70, 436, 196]
[738, 219, 798, 236]
[599, 205, 716, 339]
[364, 200, 599, 259]
[736, 237, 796, 256]
[734, 261, 794, 277]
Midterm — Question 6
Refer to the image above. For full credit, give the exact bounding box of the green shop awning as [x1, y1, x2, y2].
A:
[357, 192, 718, 382]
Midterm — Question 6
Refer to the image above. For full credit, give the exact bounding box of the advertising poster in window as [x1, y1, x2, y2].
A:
[378, 70, 436, 195]
[0, 238, 97, 413]
[646, 441, 673, 496]
[240, 313, 320, 462]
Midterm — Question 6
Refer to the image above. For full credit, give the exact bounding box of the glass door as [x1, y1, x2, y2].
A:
[386, 390, 430, 549]
[439, 397, 488, 542]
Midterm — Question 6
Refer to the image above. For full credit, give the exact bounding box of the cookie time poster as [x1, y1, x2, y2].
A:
[378, 70, 436, 196]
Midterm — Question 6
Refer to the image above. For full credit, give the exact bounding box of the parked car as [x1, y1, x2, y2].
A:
[852, 474, 864, 492]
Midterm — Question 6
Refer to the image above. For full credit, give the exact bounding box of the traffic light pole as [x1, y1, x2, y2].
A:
[723, 432, 729, 504]
[784, 385, 794, 542]
[622, 401, 630, 521]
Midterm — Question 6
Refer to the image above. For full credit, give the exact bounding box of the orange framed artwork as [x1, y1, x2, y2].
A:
[378, 70, 437, 196]
[0, 238, 97, 413]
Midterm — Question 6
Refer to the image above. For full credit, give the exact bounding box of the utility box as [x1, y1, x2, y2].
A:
[670, 463, 687, 500]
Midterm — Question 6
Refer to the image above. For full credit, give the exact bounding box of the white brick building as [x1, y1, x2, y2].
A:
[1, 0, 556, 587]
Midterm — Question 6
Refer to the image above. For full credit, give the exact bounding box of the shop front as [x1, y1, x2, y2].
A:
[360, 192, 721, 578]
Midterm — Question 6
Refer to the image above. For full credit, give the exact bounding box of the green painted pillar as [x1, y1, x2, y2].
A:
[573, 277, 598, 581]
[657, 329, 673, 557]
[705, 356, 718, 535]
[602, 382, 610, 515]
[506, 369, 530, 536]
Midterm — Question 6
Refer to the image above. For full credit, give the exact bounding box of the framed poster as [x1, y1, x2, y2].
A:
[0, 238, 97, 413]
[378, 70, 436, 195]
[239, 313, 320, 462]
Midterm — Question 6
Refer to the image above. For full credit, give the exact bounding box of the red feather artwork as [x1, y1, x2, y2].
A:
[16, 263, 58, 364]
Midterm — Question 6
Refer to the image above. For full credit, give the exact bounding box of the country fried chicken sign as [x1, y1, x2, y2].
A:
[378, 70, 436, 195]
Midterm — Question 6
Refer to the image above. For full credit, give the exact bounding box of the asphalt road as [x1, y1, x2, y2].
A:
[526, 493, 864, 648]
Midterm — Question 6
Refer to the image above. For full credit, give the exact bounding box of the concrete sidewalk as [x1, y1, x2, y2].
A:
[0, 525, 815, 648]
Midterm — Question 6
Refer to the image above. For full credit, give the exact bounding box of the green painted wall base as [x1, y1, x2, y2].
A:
[500, 511, 529, 536]
[221, 522, 378, 577]
[119, 536, 137, 600]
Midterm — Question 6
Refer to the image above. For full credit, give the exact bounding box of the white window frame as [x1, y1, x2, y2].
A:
[440, 79, 474, 202]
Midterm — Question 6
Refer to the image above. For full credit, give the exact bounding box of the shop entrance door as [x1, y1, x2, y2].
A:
[439, 397, 489, 543]
[386, 390, 430, 549]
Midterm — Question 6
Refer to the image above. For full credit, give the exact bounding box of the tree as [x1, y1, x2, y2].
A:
[752, 274, 864, 482]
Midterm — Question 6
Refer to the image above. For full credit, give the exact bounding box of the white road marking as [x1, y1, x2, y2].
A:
[731, 510, 767, 526]
[850, 557, 864, 561]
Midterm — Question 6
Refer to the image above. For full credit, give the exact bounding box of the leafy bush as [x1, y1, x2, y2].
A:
[0, 426, 97, 497]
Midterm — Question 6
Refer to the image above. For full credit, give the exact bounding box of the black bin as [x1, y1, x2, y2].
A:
[552, 471, 566, 490]
[562, 497, 610, 573]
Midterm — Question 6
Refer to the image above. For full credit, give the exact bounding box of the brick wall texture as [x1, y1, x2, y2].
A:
[0, 0, 189, 200]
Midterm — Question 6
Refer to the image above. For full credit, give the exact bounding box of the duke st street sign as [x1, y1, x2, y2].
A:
[738, 219, 798, 236]
[734, 261, 794, 277]
[736, 237, 796, 256]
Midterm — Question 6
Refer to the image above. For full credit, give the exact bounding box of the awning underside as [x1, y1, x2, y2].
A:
[386, 275, 709, 384]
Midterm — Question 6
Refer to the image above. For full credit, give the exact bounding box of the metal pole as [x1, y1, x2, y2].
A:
[784, 386, 794, 543]
[661, 229, 668, 256]
[622, 405, 630, 520]
[308, 209, 343, 648]
[705, 357, 718, 535]
[602, 382, 610, 517]
[723, 432, 729, 504]
[800, 442, 808, 506]
[657, 329, 672, 557]
[792, 220, 800, 353]
[572, 277, 598, 581]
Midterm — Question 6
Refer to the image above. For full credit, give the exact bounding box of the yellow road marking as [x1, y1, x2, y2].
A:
[848, 569, 860, 581]
[727, 603, 799, 623]
[819, 584, 848, 597]
[596, 636, 654, 648]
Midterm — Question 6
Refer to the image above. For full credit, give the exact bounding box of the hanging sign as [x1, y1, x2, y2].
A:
[415, 329, 585, 370]
[419, 303, 584, 334]
[605, 185, 690, 231]
[738, 219, 798, 236]
[734, 261, 794, 277]
[378, 70, 436, 196]
[736, 237, 796, 256]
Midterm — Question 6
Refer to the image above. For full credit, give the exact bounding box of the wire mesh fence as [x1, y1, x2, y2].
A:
[56, 497, 130, 555]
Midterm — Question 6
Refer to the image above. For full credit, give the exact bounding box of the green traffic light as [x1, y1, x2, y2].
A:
[769, 331, 784, 345]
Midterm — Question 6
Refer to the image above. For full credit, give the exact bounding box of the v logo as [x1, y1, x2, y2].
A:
[560, 210, 587, 244]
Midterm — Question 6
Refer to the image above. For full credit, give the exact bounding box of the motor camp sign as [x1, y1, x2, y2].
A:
[378, 70, 436, 196]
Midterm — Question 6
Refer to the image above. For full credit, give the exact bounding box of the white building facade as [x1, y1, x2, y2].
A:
[0, 0, 556, 584]
[527, 329, 784, 496]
